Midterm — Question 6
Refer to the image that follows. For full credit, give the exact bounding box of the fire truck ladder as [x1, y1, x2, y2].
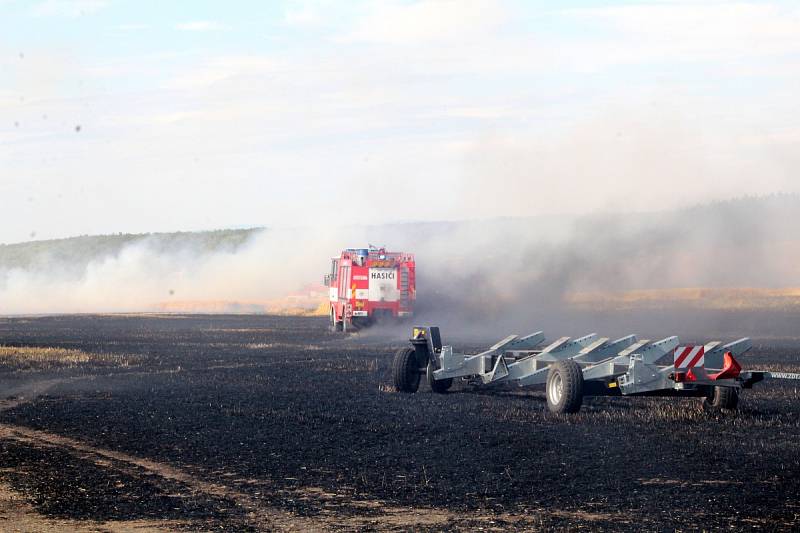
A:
[392, 326, 800, 413]
[399, 267, 410, 310]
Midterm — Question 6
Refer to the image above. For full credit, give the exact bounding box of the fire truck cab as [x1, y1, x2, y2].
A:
[324, 247, 415, 331]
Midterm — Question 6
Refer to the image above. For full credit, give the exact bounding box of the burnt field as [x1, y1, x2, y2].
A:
[0, 314, 799, 531]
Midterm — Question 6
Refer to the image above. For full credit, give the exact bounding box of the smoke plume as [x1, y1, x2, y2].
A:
[0, 195, 798, 338]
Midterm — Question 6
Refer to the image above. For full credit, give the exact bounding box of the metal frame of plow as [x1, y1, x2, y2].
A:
[399, 326, 800, 414]
[425, 327, 755, 397]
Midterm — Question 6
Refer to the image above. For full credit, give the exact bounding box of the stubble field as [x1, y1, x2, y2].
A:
[0, 314, 799, 531]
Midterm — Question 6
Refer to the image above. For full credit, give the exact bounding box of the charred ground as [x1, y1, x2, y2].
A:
[0, 314, 799, 531]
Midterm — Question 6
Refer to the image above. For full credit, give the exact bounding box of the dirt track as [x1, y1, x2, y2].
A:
[1, 314, 799, 531]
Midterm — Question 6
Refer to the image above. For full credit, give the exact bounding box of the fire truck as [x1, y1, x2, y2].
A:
[324, 247, 415, 331]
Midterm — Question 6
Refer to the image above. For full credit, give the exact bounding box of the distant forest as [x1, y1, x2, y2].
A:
[0, 228, 263, 272]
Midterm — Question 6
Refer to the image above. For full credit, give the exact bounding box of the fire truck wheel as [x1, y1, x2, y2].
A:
[427, 361, 453, 393]
[393, 347, 421, 393]
[329, 308, 343, 332]
[702, 386, 739, 411]
[546, 360, 584, 414]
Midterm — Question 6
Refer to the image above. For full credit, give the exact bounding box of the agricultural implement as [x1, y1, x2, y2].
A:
[392, 326, 800, 413]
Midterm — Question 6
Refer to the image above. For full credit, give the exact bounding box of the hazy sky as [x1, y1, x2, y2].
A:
[2, 0, 799, 244]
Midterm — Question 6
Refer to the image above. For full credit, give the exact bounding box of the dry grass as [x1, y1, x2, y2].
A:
[0, 345, 135, 370]
[568, 287, 800, 311]
[153, 293, 329, 317]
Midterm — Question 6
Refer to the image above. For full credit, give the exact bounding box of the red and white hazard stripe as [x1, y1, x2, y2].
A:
[674, 346, 705, 369]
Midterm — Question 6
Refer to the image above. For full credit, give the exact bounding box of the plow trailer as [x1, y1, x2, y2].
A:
[392, 326, 800, 413]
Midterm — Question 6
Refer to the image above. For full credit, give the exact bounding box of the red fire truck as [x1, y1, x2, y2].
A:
[324, 247, 415, 331]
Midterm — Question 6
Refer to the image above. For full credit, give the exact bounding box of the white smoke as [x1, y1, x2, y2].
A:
[0, 228, 363, 314]
[0, 196, 798, 324]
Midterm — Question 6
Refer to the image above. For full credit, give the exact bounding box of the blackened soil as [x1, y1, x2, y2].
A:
[0, 441, 251, 530]
[1, 314, 799, 531]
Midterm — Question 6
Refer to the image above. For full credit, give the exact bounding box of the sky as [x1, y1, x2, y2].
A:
[1, 0, 799, 244]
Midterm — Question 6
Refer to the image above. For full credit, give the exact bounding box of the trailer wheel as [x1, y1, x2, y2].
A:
[393, 347, 421, 393]
[546, 360, 584, 414]
[427, 361, 453, 393]
[702, 386, 739, 411]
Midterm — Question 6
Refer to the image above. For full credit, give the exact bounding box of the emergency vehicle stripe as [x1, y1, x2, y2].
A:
[674, 347, 692, 367]
[674, 346, 704, 368]
[686, 348, 705, 368]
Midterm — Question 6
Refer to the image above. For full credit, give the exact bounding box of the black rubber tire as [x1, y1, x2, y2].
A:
[427, 360, 453, 393]
[393, 347, 421, 393]
[329, 307, 343, 332]
[702, 386, 739, 411]
[546, 360, 584, 414]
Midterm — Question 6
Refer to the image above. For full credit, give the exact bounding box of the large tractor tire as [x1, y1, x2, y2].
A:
[393, 347, 421, 393]
[702, 386, 739, 411]
[427, 360, 453, 393]
[546, 360, 584, 414]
